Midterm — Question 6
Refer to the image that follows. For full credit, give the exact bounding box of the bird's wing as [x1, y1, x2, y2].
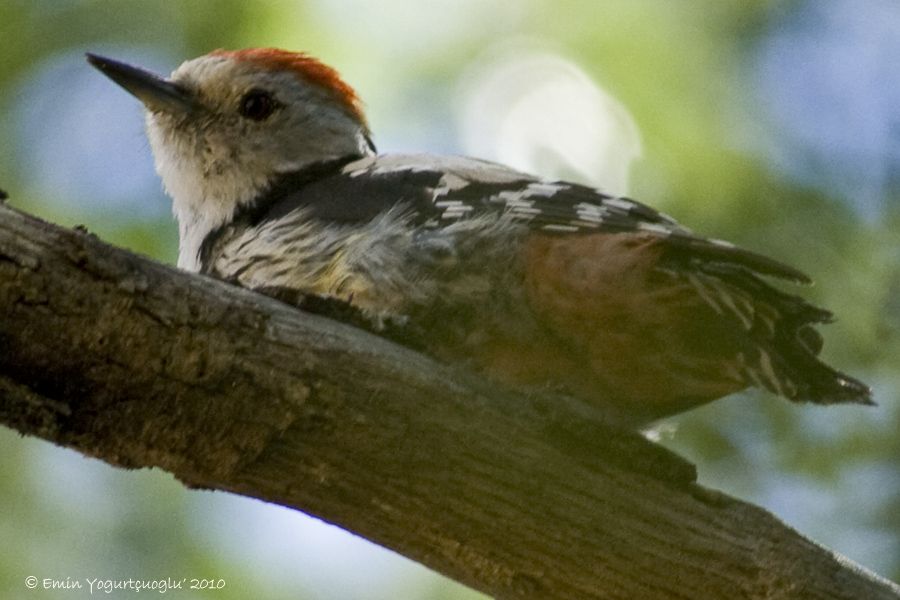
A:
[283, 153, 810, 284]
[225, 152, 810, 286]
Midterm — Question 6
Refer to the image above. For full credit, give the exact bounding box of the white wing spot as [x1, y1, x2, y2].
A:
[575, 202, 606, 213]
[525, 182, 568, 197]
[441, 205, 475, 219]
[541, 224, 580, 232]
[434, 173, 470, 197]
[637, 222, 674, 235]
[494, 190, 536, 206]
[509, 206, 542, 215]
[574, 203, 608, 224]
[604, 197, 638, 211]
[342, 155, 378, 177]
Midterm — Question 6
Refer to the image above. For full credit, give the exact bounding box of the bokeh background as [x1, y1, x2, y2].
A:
[2, 1, 899, 598]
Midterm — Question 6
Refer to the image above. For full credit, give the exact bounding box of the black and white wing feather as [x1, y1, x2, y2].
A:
[218, 153, 809, 284]
[297, 154, 812, 283]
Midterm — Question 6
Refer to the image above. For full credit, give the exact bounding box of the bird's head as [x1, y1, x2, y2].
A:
[88, 49, 373, 266]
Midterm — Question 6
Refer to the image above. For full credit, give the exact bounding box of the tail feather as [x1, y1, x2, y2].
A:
[687, 260, 873, 406]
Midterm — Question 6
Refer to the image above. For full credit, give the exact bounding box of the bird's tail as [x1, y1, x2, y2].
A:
[686, 255, 873, 406]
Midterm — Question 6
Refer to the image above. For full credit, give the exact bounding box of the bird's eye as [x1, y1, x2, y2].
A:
[239, 89, 278, 121]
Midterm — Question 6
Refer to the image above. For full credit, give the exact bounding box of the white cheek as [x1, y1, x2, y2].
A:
[146, 114, 270, 271]
[147, 118, 204, 209]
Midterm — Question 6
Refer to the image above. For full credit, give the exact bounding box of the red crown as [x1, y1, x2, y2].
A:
[212, 48, 365, 123]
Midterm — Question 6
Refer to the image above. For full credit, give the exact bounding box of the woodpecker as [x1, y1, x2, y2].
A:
[87, 49, 872, 426]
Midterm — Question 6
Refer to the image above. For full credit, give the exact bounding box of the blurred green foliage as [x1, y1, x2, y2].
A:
[1, 0, 897, 597]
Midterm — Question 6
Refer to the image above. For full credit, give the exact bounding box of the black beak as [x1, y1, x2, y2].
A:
[86, 53, 198, 114]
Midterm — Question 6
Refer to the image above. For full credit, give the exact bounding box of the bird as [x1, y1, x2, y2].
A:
[87, 48, 872, 426]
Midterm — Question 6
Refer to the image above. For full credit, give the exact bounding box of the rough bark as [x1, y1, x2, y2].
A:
[1, 202, 897, 600]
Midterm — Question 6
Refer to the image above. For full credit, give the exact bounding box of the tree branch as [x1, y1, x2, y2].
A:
[1, 202, 897, 600]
